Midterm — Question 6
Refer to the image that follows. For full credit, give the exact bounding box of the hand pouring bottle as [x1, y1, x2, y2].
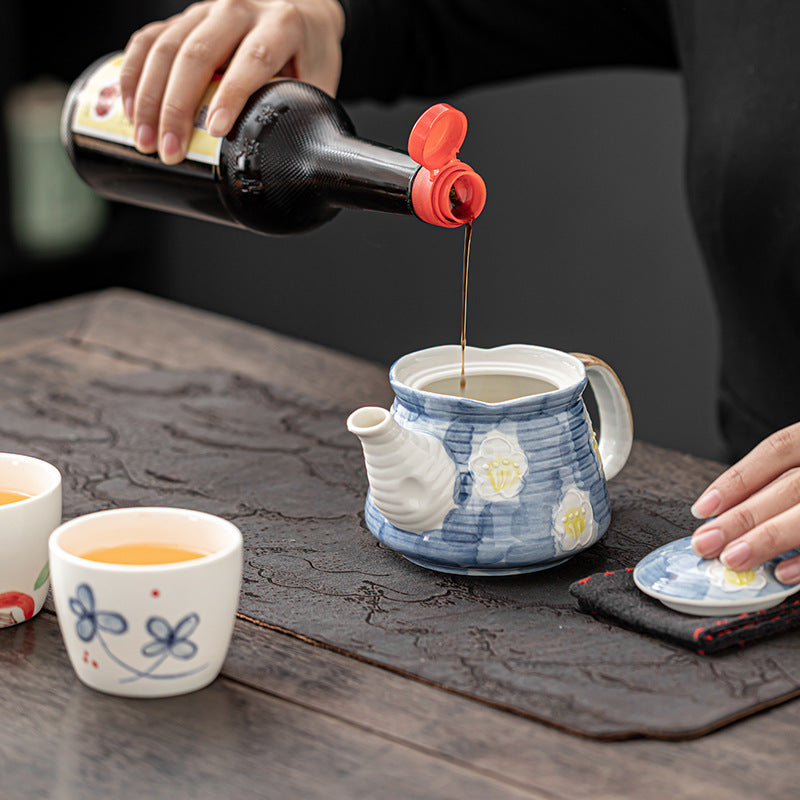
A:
[61, 54, 486, 235]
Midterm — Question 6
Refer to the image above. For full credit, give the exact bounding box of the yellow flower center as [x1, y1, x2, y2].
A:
[562, 506, 587, 538]
[485, 456, 521, 492]
[723, 568, 756, 586]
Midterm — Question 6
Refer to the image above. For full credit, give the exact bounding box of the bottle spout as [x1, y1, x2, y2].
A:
[408, 103, 487, 228]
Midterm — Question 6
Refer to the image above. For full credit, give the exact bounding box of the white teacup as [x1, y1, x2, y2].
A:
[49, 507, 242, 698]
[0, 453, 62, 627]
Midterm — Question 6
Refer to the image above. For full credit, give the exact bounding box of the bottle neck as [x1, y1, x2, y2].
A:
[321, 134, 419, 216]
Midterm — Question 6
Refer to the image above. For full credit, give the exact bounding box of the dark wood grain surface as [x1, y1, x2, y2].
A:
[2, 289, 800, 798]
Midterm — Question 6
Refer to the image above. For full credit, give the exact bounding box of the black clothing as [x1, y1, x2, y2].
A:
[337, 0, 800, 462]
[670, 2, 800, 460]
[338, 0, 677, 101]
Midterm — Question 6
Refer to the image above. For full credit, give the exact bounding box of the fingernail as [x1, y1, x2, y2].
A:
[161, 132, 182, 161]
[691, 489, 721, 519]
[206, 108, 232, 137]
[691, 528, 724, 558]
[124, 97, 134, 120]
[776, 560, 800, 584]
[720, 540, 751, 570]
[135, 124, 156, 151]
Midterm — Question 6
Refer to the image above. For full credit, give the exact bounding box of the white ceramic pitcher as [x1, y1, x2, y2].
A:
[347, 344, 632, 575]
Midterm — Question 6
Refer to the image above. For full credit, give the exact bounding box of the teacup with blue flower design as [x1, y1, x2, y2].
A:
[49, 507, 242, 698]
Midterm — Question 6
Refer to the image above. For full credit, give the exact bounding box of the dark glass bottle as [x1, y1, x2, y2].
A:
[61, 54, 486, 236]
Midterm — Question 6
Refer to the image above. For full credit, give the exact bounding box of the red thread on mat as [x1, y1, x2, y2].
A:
[576, 576, 592, 585]
[704, 603, 800, 641]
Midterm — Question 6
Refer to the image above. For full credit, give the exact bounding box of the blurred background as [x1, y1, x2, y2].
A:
[0, 2, 724, 461]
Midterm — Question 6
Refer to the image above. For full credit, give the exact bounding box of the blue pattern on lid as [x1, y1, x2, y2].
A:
[634, 537, 800, 603]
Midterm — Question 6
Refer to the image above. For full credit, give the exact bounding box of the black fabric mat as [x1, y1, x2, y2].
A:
[6, 368, 800, 740]
[570, 568, 800, 654]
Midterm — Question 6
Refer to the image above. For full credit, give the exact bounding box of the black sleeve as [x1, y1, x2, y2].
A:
[337, 0, 678, 102]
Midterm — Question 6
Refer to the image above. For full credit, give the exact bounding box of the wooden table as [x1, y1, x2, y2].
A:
[2, 289, 799, 800]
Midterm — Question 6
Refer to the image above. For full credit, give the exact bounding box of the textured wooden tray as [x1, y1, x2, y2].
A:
[6, 368, 800, 739]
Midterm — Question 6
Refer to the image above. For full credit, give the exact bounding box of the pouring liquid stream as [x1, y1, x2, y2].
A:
[460, 220, 473, 392]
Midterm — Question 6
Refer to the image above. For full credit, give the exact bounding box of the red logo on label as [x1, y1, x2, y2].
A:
[95, 83, 120, 119]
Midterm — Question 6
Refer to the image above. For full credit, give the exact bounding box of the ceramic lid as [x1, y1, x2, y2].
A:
[633, 536, 800, 616]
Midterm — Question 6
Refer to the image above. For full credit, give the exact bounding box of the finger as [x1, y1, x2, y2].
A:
[292, 0, 345, 96]
[292, 34, 342, 97]
[775, 554, 800, 585]
[293, 51, 342, 98]
[120, 20, 168, 120]
[133, 5, 210, 154]
[717, 501, 800, 572]
[691, 422, 800, 519]
[158, 12, 258, 163]
[205, 13, 304, 137]
[692, 467, 800, 558]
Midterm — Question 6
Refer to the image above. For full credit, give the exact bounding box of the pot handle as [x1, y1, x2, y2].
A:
[571, 353, 633, 481]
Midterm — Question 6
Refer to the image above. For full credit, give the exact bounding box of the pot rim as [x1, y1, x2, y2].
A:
[390, 344, 586, 411]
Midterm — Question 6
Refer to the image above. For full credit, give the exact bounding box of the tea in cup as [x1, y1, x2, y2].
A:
[49, 507, 242, 698]
[0, 453, 62, 627]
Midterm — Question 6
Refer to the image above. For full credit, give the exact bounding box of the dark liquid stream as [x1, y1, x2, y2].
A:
[460, 221, 473, 392]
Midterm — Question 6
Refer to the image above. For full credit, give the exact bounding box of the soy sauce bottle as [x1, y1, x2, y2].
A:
[61, 54, 486, 235]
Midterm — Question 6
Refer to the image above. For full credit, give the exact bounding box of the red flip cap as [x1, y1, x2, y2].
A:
[408, 103, 487, 228]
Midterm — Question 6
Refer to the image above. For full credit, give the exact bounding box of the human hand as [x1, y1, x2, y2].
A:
[120, 0, 345, 165]
[691, 422, 800, 583]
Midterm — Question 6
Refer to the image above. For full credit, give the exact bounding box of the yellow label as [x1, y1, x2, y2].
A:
[72, 54, 222, 165]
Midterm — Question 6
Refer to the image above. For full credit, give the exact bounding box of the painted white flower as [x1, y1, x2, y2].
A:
[552, 487, 595, 552]
[469, 431, 528, 501]
[706, 560, 767, 593]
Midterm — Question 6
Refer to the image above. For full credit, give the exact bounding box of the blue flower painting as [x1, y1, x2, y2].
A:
[142, 614, 200, 660]
[69, 584, 127, 642]
[68, 583, 206, 683]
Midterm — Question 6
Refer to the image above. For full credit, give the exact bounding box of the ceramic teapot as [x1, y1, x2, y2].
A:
[347, 345, 633, 575]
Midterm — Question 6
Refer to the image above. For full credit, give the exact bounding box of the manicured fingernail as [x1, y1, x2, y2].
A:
[691, 489, 721, 519]
[123, 97, 134, 120]
[135, 124, 156, 151]
[776, 560, 800, 584]
[161, 132, 182, 161]
[206, 108, 231, 137]
[691, 528, 724, 558]
[720, 540, 751, 570]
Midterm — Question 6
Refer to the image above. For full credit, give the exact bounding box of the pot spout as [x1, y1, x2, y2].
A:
[347, 407, 456, 534]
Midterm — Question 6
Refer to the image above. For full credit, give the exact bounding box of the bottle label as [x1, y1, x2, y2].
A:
[71, 54, 222, 165]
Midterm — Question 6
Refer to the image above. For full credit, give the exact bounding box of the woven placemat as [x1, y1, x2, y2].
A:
[5, 368, 800, 740]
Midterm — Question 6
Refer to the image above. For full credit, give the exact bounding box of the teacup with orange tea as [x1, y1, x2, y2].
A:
[49, 506, 242, 698]
[0, 453, 62, 627]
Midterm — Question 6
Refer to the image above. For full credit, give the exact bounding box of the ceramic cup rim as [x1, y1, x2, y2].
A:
[0, 452, 61, 510]
[49, 507, 243, 573]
